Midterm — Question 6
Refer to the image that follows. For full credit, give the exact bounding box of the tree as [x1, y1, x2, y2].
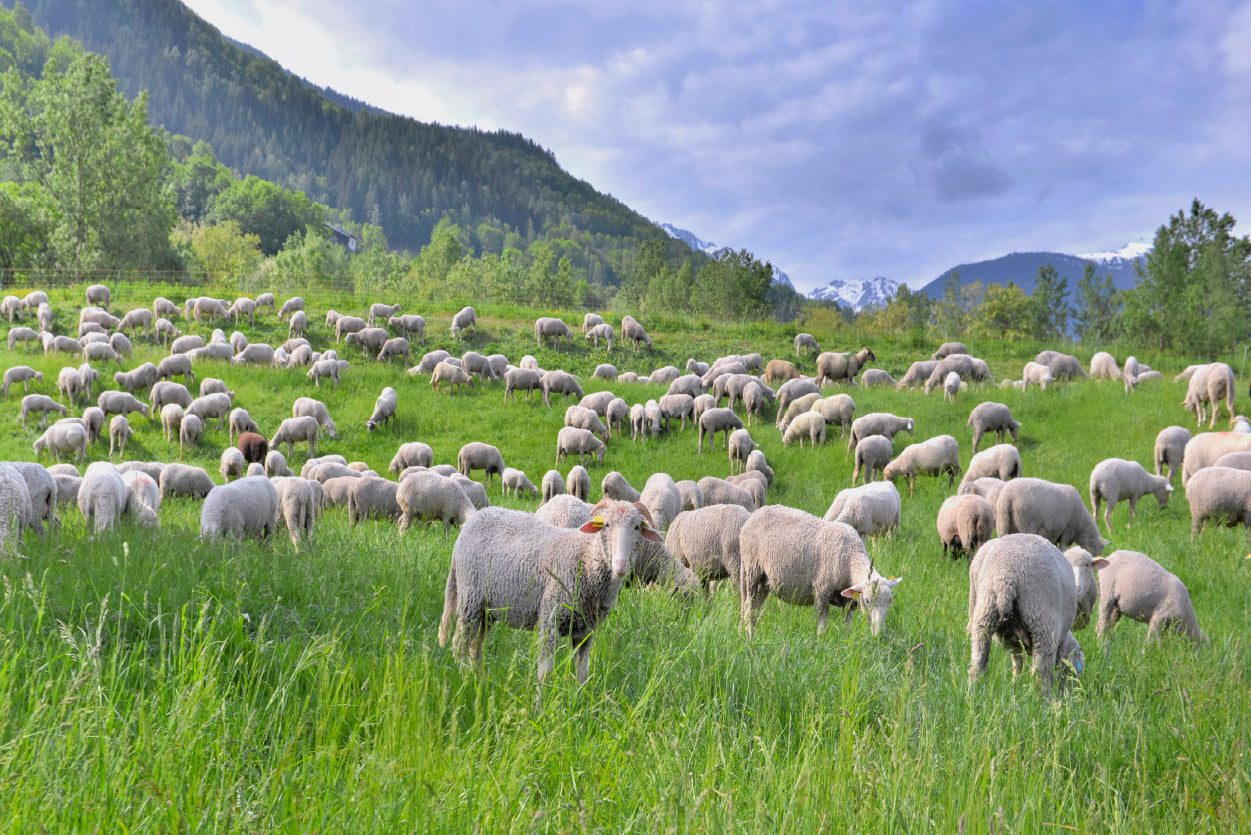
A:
[1072, 261, 1121, 345]
[266, 228, 348, 288]
[620, 239, 665, 307]
[189, 221, 262, 282]
[931, 272, 981, 338]
[868, 284, 933, 335]
[205, 175, 323, 256]
[168, 139, 232, 223]
[971, 282, 1031, 339]
[690, 249, 773, 321]
[1027, 264, 1070, 341]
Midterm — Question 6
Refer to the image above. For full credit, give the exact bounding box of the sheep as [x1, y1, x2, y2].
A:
[959, 476, 1007, 507]
[601, 471, 641, 502]
[156, 354, 195, 387]
[924, 354, 995, 392]
[932, 341, 968, 360]
[225, 297, 257, 327]
[17, 393, 66, 428]
[0, 463, 32, 555]
[942, 371, 962, 403]
[657, 393, 695, 431]
[389, 442, 434, 474]
[847, 412, 915, 453]
[397, 470, 477, 535]
[153, 296, 179, 319]
[3, 365, 43, 398]
[592, 363, 618, 381]
[36, 304, 52, 332]
[1088, 458, 1173, 532]
[815, 347, 876, 387]
[1119, 355, 1140, 393]
[666, 504, 752, 594]
[697, 407, 744, 453]
[159, 403, 184, 442]
[82, 341, 123, 365]
[177, 414, 203, 459]
[7, 461, 55, 540]
[967, 533, 1084, 697]
[20, 290, 48, 312]
[438, 499, 662, 686]
[694, 476, 755, 512]
[605, 397, 629, 437]
[581, 312, 605, 334]
[345, 476, 402, 526]
[995, 477, 1105, 555]
[237, 432, 269, 465]
[267, 475, 318, 547]
[936, 494, 994, 558]
[565, 405, 609, 438]
[775, 411, 823, 450]
[81, 406, 105, 444]
[78, 461, 130, 536]
[775, 378, 820, 417]
[44, 334, 82, 355]
[725, 471, 767, 507]
[960, 444, 1023, 488]
[692, 393, 716, 421]
[265, 450, 294, 478]
[232, 343, 275, 366]
[1063, 546, 1109, 632]
[32, 420, 89, 464]
[555, 427, 605, 468]
[649, 365, 680, 386]
[1180, 431, 1251, 487]
[794, 333, 821, 358]
[639, 473, 682, 532]
[365, 386, 398, 432]
[156, 463, 213, 501]
[1185, 465, 1251, 541]
[501, 467, 538, 498]
[669, 481, 699, 513]
[335, 315, 367, 344]
[540, 370, 583, 407]
[740, 505, 901, 636]
[79, 306, 120, 328]
[219, 447, 246, 482]
[7, 326, 41, 351]
[367, 301, 401, 326]
[278, 296, 304, 321]
[540, 469, 565, 505]
[852, 435, 892, 484]
[534, 316, 574, 347]
[777, 391, 822, 431]
[450, 306, 477, 340]
[192, 297, 228, 323]
[619, 315, 652, 351]
[456, 441, 506, 486]
[389, 314, 426, 342]
[1035, 350, 1087, 381]
[809, 394, 855, 438]
[84, 283, 111, 310]
[1235, 415, 1251, 434]
[566, 464, 591, 502]
[763, 359, 800, 386]
[722, 427, 755, 474]
[168, 334, 204, 355]
[344, 327, 389, 359]
[859, 368, 897, 388]
[254, 292, 275, 315]
[1182, 362, 1236, 428]
[199, 477, 279, 543]
[185, 393, 231, 430]
[307, 358, 347, 388]
[966, 401, 1021, 453]
[154, 317, 179, 346]
[150, 380, 192, 413]
[272, 415, 320, 459]
[107, 415, 133, 458]
[222, 407, 258, 444]
[503, 367, 542, 404]
[825, 481, 902, 539]
[883, 435, 962, 495]
[897, 360, 941, 390]
[1095, 549, 1205, 644]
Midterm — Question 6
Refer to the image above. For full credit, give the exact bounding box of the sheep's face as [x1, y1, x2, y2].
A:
[580, 504, 663, 576]
[1059, 633, 1085, 681]
[1156, 483, 1173, 509]
[842, 576, 902, 636]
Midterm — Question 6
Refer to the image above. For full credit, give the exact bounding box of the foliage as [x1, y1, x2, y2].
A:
[689, 248, 774, 321]
[970, 281, 1031, 340]
[1072, 260, 1122, 345]
[185, 220, 262, 282]
[1026, 263, 1071, 341]
[203, 174, 323, 256]
[930, 272, 983, 339]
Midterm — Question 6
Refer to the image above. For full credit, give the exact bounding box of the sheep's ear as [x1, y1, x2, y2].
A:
[1165, 484, 1174, 492]
[887, 576, 903, 588]
[579, 515, 605, 534]
[1091, 558, 1110, 571]
[841, 584, 863, 600]
[641, 524, 663, 543]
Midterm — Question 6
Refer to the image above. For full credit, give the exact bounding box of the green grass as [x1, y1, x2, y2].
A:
[0, 284, 1249, 831]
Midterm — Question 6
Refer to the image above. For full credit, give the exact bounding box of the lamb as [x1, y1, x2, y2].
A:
[438, 499, 663, 686]
[108, 415, 133, 458]
[278, 296, 304, 321]
[178, 414, 204, 459]
[555, 427, 605, 467]
[883, 435, 962, 495]
[1021, 361, 1054, 390]
[1182, 362, 1236, 427]
[666, 504, 752, 594]
[932, 341, 968, 360]
[966, 401, 1021, 452]
[852, 435, 893, 484]
[271, 415, 320, 459]
[825, 481, 902, 539]
[1089, 351, 1122, 379]
[1088, 458, 1173, 532]
[158, 463, 215, 500]
[535, 316, 575, 347]
[390, 442, 434, 473]
[565, 405, 609, 438]
[541, 469, 565, 504]
[335, 315, 367, 343]
[346, 476, 402, 525]
[457, 441, 506, 485]
[763, 359, 800, 386]
[185, 393, 230, 430]
[959, 476, 1007, 507]
[740, 505, 901, 636]
[794, 333, 821, 358]
[365, 386, 398, 431]
[32, 421, 89, 463]
[17, 393, 66, 428]
[1185, 465, 1251, 541]
[960, 444, 1023, 487]
[694, 476, 755, 512]
[697, 407, 744, 453]
[1063, 546, 1109, 631]
[389, 313, 426, 342]
[78, 461, 130, 536]
[620, 315, 653, 351]
[1035, 350, 1087, 381]
[398, 470, 477, 535]
[450, 306, 477, 340]
[3, 365, 43, 397]
[1095, 549, 1205, 644]
[778, 410, 824, 448]
[859, 368, 897, 388]
[942, 371, 962, 403]
[815, 347, 876, 387]
[1180, 431, 1251, 487]
[565, 464, 590, 502]
[501, 467, 538, 498]
[85, 283, 111, 310]
[935, 494, 994, 558]
[995, 477, 1106, 555]
[601, 471, 641, 502]
[199, 476, 279, 543]
[777, 392, 822, 431]
[7, 326, 41, 350]
[847, 412, 915, 453]
[540, 370, 583, 407]
[967, 533, 1085, 697]
[237, 432, 269, 465]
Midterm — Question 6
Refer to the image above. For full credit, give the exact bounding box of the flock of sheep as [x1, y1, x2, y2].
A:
[0, 285, 1236, 700]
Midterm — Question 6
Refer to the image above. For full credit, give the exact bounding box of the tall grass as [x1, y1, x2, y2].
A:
[0, 291, 1248, 831]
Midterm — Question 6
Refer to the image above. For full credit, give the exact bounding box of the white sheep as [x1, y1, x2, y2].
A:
[777, 392, 821, 431]
[32, 421, 88, 464]
[847, 412, 914, 453]
[159, 403, 184, 442]
[932, 341, 968, 360]
[271, 476, 318, 548]
[17, 393, 67, 428]
[1089, 351, 1122, 380]
[278, 296, 304, 321]
[3, 365, 43, 397]
[389, 442, 434, 473]
[178, 414, 204, 460]
[78, 461, 130, 537]
[0, 463, 32, 556]
[334, 315, 367, 343]
[958, 476, 1007, 508]
[814, 347, 876, 387]
[438, 499, 663, 687]
[620, 315, 653, 351]
[639, 472, 682, 532]
[365, 386, 398, 432]
[159, 463, 215, 500]
[697, 407, 743, 453]
[1063, 546, 1109, 631]
[108, 415, 133, 458]
[936, 494, 994, 558]
[540, 370, 583, 407]
[852, 435, 893, 484]
[450, 306, 477, 340]
[389, 314, 426, 343]
[967, 533, 1084, 698]
[346, 477, 402, 525]
[199, 477, 279, 543]
[502, 467, 538, 498]
[1185, 465, 1251, 541]
[265, 450, 294, 478]
[150, 380, 192, 412]
[666, 504, 752, 594]
[1021, 361, 1054, 390]
[397, 470, 477, 535]
[451, 441, 502, 486]
[966, 402, 1021, 453]
[1095, 549, 1205, 644]
[995, 477, 1106, 555]
[540, 469, 565, 504]
[740, 505, 901, 636]
[220, 447, 247, 482]
[600, 471, 641, 502]
[781, 411, 826, 448]
[883, 435, 962, 495]
[794, 332, 820, 358]
[606, 398, 629, 437]
[1180, 431, 1251, 487]
[120, 470, 161, 528]
[7, 327, 41, 351]
[1088, 457, 1173, 532]
[565, 405, 609, 438]
[271, 415, 320, 459]
[432, 361, 473, 395]
[1181, 362, 1236, 427]
[9, 462, 56, 540]
[943, 371, 962, 403]
[555, 427, 605, 467]
[566, 464, 591, 501]
[824, 481, 901, 539]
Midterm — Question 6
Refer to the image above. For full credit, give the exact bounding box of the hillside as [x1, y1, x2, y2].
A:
[17, 0, 691, 278]
[918, 249, 1145, 299]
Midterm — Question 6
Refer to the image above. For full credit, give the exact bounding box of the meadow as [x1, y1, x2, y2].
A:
[0, 281, 1247, 832]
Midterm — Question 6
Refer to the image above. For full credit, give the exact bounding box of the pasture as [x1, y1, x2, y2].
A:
[0, 284, 1248, 832]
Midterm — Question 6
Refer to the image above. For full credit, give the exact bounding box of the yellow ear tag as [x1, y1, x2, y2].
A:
[590, 515, 605, 530]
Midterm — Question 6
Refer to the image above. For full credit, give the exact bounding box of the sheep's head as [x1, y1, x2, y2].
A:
[580, 500, 663, 576]
[842, 574, 903, 636]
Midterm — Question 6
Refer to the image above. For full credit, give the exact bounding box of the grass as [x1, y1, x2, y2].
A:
[0, 282, 1248, 831]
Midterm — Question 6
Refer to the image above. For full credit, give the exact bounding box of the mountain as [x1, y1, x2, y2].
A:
[657, 223, 794, 288]
[808, 277, 900, 310]
[918, 245, 1149, 300]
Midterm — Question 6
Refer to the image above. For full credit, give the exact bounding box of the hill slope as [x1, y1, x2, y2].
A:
[918, 249, 1145, 299]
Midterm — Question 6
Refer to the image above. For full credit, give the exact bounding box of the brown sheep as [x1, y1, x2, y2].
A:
[763, 359, 800, 386]
[237, 432, 270, 465]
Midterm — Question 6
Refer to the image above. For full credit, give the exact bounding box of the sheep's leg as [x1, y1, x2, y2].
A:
[571, 630, 595, 684]
[968, 623, 992, 684]
[815, 595, 831, 636]
[1032, 638, 1057, 697]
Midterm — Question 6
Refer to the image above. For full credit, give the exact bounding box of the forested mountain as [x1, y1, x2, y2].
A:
[16, 0, 691, 284]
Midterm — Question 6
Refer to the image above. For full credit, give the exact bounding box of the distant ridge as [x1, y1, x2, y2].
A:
[918, 247, 1148, 300]
[657, 223, 794, 288]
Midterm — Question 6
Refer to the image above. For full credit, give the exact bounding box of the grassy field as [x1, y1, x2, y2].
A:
[0, 282, 1248, 832]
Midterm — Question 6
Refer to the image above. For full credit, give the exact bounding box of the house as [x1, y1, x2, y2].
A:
[326, 224, 358, 253]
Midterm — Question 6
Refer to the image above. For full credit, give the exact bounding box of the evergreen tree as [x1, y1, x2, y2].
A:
[1072, 261, 1121, 345]
[1027, 264, 1070, 340]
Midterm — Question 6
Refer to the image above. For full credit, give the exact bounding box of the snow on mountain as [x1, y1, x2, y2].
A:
[657, 223, 794, 288]
[1076, 242, 1152, 265]
[808, 277, 900, 311]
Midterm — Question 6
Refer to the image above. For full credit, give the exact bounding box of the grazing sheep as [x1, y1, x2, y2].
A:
[1122, 355, 1140, 393]
[1088, 458, 1173, 532]
[541, 469, 565, 504]
[168, 334, 205, 355]
[565, 405, 609, 438]
[272, 415, 320, 459]
[457, 441, 506, 485]
[192, 297, 228, 323]
[365, 386, 398, 432]
[967, 534, 1084, 698]
[3, 365, 43, 397]
[726, 428, 757, 474]
[694, 476, 755, 513]
[1035, 350, 1087, 381]
[367, 302, 401, 326]
[278, 296, 305, 321]
[237, 432, 269, 465]
[390, 442, 434, 473]
[226, 407, 259, 444]
[535, 316, 575, 347]
[555, 427, 605, 467]
[307, 358, 346, 388]
[397, 470, 477, 535]
[439, 499, 662, 686]
[601, 471, 641, 502]
[1088, 351, 1122, 379]
[656, 393, 695, 431]
[150, 380, 192, 413]
[883, 435, 962, 495]
[159, 403, 184, 442]
[198, 378, 232, 399]
[582, 312, 604, 333]
[724, 471, 766, 508]
[1180, 431, 1251, 487]
[220, 447, 247, 481]
[620, 315, 652, 351]
[995, 477, 1105, 555]
[254, 292, 275, 314]
[1185, 465, 1251, 541]
[156, 354, 195, 387]
[32, 421, 89, 464]
[847, 412, 915, 453]
[897, 360, 941, 390]
[967, 402, 1021, 452]
[592, 363, 618, 382]
[226, 297, 257, 327]
[697, 407, 744, 453]
[80, 406, 105, 445]
[815, 348, 876, 387]
[776, 391, 822, 431]
[1020, 361, 1054, 390]
[809, 394, 855, 439]
[540, 370, 583, 407]
[605, 397, 629, 437]
[9, 461, 55, 539]
[1095, 550, 1205, 644]
[1063, 546, 1109, 632]
[78, 461, 129, 536]
[584, 323, 615, 349]
[923, 354, 995, 392]
[961, 444, 1023, 488]
[775, 378, 820, 417]
[943, 371, 962, 403]
[503, 367, 542, 404]
[7, 326, 41, 350]
[265, 450, 294, 478]
[82, 341, 123, 365]
[450, 306, 477, 340]
[763, 359, 800, 387]
[859, 368, 897, 388]
[779, 411, 824, 448]
[44, 334, 83, 355]
[740, 505, 901, 636]
[153, 296, 179, 319]
[566, 464, 591, 501]
[17, 393, 66, 428]
[639, 473, 682, 532]
[825, 481, 902, 539]
[346, 476, 402, 525]
[199, 477, 279, 543]
[675, 480, 703, 512]
[1182, 362, 1236, 428]
[177, 414, 204, 459]
[271, 476, 317, 547]
[428, 360, 475, 395]
[334, 315, 367, 344]
[108, 415, 133, 458]
[932, 341, 968, 360]
[185, 393, 231, 430]
[666, 504, 752, 594]
[502, 467, 538, 498]
[936, 494, 995, 558]
[852, 435, 892, 484]
[959, 476, 1007, 508]
[389, 313, 426, 342]
[232, 343, 275, 366]
[0, 463, 32, 555]
[158, 463, 214, 501]
[85, 284, 111, 310]
[648, 366, 680, 386]
[794, 333, 821, 358]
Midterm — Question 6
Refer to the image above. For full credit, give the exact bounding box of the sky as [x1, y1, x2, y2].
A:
[181, 0, 1251, 293]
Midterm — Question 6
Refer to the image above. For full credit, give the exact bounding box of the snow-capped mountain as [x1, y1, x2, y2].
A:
[658, 223, 794, 288]
[1076, 242, 1152, 268]
[808, 277, 900, 311]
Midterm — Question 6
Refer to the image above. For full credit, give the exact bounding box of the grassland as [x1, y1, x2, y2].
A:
[0, 281, 1247, 832]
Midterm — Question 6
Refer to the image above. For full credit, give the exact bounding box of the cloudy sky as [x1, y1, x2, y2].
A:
[182, 0, 1251, 292]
